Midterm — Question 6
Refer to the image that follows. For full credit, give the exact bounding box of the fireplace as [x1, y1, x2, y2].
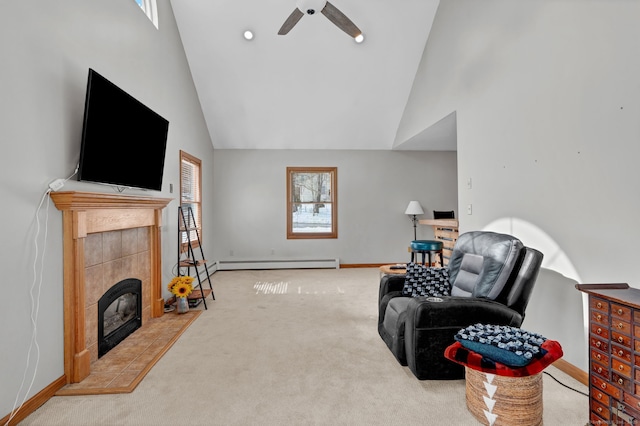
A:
[52, 191, 172, 384]
[98, 278, 142, 357]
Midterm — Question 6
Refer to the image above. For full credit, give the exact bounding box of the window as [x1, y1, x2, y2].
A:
[180, 151, 202, 248]
[134, 0, 159, 29]
[287, 167, 337, 239]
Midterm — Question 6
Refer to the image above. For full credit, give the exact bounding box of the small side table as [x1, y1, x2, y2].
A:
[379, 264, 407, 278]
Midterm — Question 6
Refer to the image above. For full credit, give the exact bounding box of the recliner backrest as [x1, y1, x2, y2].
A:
[447, 231, 524, 299]
[496, 246, 544, 316]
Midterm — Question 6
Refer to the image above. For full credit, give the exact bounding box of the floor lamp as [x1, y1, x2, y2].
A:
[405, 201, 424, 241]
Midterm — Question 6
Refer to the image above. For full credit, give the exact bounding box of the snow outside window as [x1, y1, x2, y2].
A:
[286, 167, 338, 239]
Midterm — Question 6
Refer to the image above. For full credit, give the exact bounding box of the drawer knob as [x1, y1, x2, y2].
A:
[596, 341, 602, 348]
[597, 328, 602, 334]
[618, 308, 624, 315]
[597, 302, 603, 309]
[597, 367, 603, 373]
[597, 353, 602, 360]
[618, 350, 624, 357]
[619, 365, 624, 371]
[618, 323, 624, 329]
[601, 383, 607, 390]
[596, 314, 602, 321]
[597, 393, 603, 400]
[597, 407, 603, 413]
[618, 378, 624, 385]
[618, 336, 624, 343]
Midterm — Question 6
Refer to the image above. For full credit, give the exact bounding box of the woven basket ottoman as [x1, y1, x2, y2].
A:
[444, 339, 564, 426]
[465, 367, 542, 426]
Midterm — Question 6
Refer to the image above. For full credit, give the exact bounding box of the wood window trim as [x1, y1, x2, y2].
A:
[286, 166, 338, 239]
[180, 150, 202, 249]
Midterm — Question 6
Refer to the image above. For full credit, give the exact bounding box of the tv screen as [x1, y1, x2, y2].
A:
[78, 68, 169, 191]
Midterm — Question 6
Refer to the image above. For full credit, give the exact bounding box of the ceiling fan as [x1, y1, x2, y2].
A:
[278, 0, 362, 39]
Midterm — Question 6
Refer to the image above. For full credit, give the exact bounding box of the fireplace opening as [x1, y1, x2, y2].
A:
[98, 278, 142, 358]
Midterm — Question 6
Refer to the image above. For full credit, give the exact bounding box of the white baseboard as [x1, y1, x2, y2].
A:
[215, 258, 340, 270]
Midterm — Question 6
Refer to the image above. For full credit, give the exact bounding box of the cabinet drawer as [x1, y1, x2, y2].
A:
[592, 386, 610, 406]
[591, 309, 609, 326]
[624, 393, 640, 414]
[591, 361, 609, 379]
[612, 331, 632, 348]
[634, 354, 640, 369]
[592, 297, 610, 314]
[591, 399, 611, 420]
[592, 374, 622, 399]
[612, 303, 632, 321]
[612, 344, 632, 363]
[612, 319, 631, 335]
[592, 323, 610, 339]
[592, 349, 609, 365]
[612, 372, 633, 392]
[612, 358, 632, 378]
[591, 412, 608, 425]
[591, 336, 609, 353]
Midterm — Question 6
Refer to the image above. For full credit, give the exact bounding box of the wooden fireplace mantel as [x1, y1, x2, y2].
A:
[51, 191, 172, 383]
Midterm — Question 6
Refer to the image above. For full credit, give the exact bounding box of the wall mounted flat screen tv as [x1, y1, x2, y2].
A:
[78, 68, 169, 191]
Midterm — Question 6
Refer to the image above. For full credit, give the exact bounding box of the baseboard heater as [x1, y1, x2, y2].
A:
[215, 258, 340, 270]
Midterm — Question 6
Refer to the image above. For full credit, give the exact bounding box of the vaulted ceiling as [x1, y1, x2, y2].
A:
[170, 0, 454, 150]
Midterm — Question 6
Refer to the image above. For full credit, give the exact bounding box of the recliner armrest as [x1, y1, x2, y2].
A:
[378, 275, 407, 327]
[406, 296, 524, 330]
[379, 274, 406, 304]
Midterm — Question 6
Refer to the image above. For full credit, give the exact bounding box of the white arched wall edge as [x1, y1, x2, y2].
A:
[483, 217, 588, 371]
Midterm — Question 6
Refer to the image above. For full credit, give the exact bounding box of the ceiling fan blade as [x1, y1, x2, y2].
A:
[278, 8, 305, 35]
[321, 1, 361, 38]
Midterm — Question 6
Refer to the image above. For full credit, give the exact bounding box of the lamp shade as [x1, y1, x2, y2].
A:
[405, 201, 424, 215]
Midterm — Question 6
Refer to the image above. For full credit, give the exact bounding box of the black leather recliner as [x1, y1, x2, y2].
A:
[378, 231, 543, 380]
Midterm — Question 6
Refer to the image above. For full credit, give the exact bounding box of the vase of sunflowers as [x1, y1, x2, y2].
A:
[168, 276, 194, 314]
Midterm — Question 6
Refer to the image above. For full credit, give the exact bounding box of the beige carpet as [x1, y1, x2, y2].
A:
[21, 268, 589, 425]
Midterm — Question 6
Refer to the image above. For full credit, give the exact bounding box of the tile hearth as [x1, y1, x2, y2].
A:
[56, 310, 200, 396]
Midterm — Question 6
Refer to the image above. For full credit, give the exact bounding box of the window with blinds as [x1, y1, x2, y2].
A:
[180, 151, 202, 248]
[134, 0, 159, 29]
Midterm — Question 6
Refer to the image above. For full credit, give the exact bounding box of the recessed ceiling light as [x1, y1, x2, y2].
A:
[243, 30, 254, 41]
[354, 34, 364, 44]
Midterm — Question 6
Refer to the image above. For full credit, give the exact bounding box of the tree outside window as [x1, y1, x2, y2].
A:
[287, 167, 337, 239]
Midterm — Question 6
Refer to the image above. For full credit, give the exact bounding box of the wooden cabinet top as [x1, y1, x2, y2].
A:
[576, 283, 640, 309]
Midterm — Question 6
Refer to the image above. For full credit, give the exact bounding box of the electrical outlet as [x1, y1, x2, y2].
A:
[49, 179, 65, 192]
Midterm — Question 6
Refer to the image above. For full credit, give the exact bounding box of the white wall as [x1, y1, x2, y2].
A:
[211, 149, 457, 264]
[399, 0, 640, 370]
[0, 0, 214, 418]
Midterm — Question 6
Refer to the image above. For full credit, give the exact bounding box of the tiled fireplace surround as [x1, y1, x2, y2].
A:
[84, 227, 151, 363]
[51, 191, 172, 384]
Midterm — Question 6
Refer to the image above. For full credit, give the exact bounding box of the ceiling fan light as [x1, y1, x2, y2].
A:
[354, 33, 364, 43]
[243, 30, 254, 40]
